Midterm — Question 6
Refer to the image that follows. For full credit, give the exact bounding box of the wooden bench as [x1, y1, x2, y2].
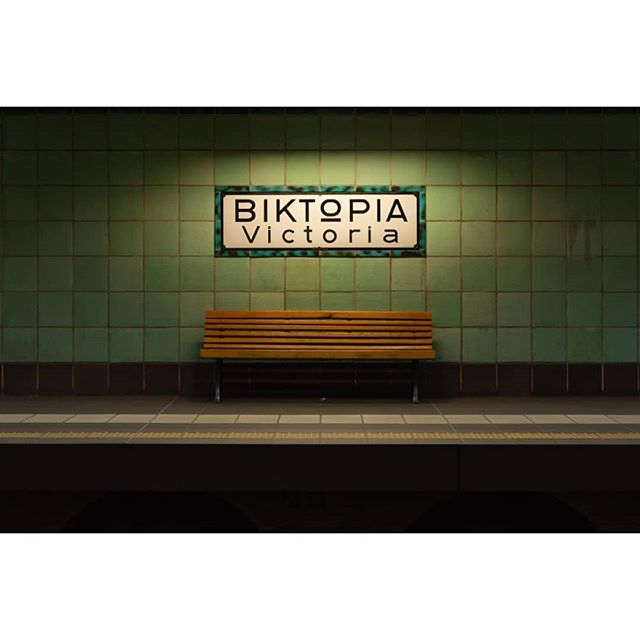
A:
[199, 311, 436, 403]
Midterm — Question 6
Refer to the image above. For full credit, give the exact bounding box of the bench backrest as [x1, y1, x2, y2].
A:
[201, 311, 435, 359]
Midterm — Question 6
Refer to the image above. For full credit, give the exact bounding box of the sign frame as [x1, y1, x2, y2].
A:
[214, 185, 426, 257]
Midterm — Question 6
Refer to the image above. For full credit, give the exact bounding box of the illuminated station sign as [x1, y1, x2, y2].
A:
[215, 187, 425, 256]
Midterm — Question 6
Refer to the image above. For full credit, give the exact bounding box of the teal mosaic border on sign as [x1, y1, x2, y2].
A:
[214, 186, 427, 257]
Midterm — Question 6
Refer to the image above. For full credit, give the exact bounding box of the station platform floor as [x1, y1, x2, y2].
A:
[3, 396, 640, 531]
[0, 395, 640, 444]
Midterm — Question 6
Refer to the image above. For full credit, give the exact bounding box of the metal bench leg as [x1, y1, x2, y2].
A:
[212, 359, 222, 403]
[412, 360, 420, 404]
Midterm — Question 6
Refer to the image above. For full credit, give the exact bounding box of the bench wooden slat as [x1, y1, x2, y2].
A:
[205, 323, 431, 331]
[204, 336, 431, 346]
[206, 319, 432, 325]
[205, 310, 431, 320]
[204, 343, 430, 354]
[207, 317, 430, 323]
[204, 330, 430, 338]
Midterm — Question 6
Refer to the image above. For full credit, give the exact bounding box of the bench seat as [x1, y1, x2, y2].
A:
[200, 311, 436, 402]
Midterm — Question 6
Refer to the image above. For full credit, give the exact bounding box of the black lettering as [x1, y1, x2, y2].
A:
[367, 225, 372, 242]
[235, 199, 256, 222]
[303, 225, 312, 243]
[282, 229, 294, 244]
[320, 198, 341, 221]
[276, 198, 296, 222]
[383, 229, 399, 243]
[322, 229, 338, 244]
[299, 198, 314, 222]
[349, 198, 370, 222]
[242, 225, 260, 243]
[386, 199, 408, 222]
[349, 229, 360, 243]
[267, 225, 272, 243]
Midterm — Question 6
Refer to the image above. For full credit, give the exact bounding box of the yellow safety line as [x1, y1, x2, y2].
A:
[1, 431, 640, 441]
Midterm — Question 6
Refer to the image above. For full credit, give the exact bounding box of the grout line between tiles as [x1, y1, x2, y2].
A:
[128, 395, 179, 441]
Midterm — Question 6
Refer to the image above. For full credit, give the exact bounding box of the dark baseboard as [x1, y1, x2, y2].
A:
[461, 364, 497, 396]
[39, 364, 73, 395]
[0, 362, 638, 397]
[532, 364, 567, 395]
[497, 364, 532, 396]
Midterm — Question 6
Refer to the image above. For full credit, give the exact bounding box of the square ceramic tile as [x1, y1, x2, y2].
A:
[567, 414, 615, 424]
[151, 414, 197, 424]
[321, 415, 363, 424]
[24, 414, 74, 423]
[526, 414, 574, 424]
[193, 415, 238, 424]
[278, 415, 321, 424]
[66, 414, 115, 423]
[362, 414, 405, 424]
[109, 414, 155, 423]
[402, 415, 448, 424]
[444, 414, 489, 424]
[236, 415, 279, 424]
[484, 414, 532, 424]
[0, 414, 33, 423]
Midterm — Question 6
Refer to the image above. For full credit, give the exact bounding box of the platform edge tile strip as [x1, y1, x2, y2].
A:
[3, 413, 640, 426]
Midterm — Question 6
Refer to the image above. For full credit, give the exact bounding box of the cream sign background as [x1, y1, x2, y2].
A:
[214, 187, 426, 257]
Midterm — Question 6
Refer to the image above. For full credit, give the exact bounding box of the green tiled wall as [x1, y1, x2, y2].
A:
[1, 108, 639, 364]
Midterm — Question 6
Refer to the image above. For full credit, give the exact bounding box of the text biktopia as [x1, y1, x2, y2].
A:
[234, 196, 409, 245]
[234, 196, 409, 224]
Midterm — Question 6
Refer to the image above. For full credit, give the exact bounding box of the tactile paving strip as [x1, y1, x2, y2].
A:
[1, 430, 640, 442]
